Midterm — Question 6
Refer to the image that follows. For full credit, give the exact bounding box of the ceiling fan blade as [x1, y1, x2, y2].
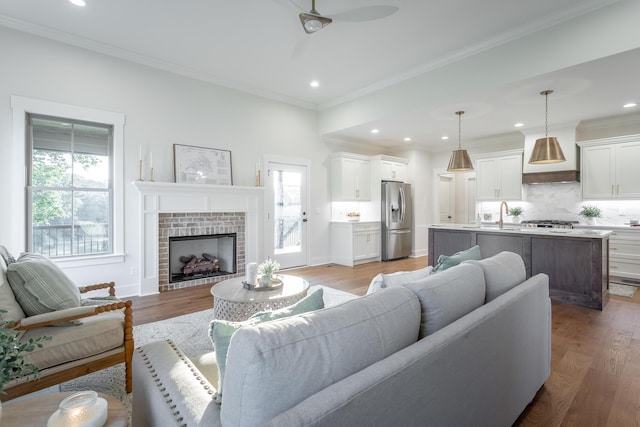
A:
[331, 5, 399, 23]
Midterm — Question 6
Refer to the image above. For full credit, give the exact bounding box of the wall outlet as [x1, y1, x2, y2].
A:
[130, 267, 138, 276]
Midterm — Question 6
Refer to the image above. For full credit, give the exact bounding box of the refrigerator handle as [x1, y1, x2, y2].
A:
[399, 186, 405, 224]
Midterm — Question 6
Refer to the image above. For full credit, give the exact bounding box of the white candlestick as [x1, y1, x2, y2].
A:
[149, 152, 153, 168]
[139, 145, 142, 161]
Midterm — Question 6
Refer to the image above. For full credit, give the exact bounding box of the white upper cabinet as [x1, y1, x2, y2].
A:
[579, 135, 640, 199]
[371, 155, 409, 183]
[331, 153, 371, 201]
[475, 151, 523, 201]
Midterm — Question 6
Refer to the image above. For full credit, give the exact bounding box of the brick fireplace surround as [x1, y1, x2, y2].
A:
[158, 212, 245, 292]
[134, 181, 264, 296]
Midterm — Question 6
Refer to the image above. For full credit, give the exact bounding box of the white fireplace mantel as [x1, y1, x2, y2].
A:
[134, 181, 264, 295]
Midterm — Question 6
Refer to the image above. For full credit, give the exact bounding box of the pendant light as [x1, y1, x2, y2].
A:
[528, 90, 566, 164]
[447, 111, 474, 172]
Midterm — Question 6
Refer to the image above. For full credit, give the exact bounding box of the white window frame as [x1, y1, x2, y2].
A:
[11, 96, 125, 267]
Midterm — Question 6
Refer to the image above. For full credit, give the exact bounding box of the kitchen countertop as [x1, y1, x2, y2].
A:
[573, 224, 640, 232]
[429, 223, 612, 239]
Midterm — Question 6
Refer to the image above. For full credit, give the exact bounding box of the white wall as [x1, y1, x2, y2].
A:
[0, 27, 335, 295]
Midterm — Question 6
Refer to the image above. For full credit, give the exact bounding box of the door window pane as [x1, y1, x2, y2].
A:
[273, 170, 302, 255]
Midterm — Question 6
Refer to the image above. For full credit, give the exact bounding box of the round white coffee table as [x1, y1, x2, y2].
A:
[210, 275, 310, 321]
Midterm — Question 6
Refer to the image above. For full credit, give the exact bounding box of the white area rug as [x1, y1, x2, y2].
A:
[60, 308, 216, 421]
[609, 283, 638, 298]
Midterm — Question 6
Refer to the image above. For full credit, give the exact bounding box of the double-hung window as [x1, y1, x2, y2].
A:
[27, 114, 113, 258]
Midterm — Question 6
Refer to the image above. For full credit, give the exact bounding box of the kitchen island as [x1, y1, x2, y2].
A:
[428, 224, 611, 310]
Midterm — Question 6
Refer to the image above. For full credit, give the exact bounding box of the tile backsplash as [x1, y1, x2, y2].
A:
[479, 183, 640, 226]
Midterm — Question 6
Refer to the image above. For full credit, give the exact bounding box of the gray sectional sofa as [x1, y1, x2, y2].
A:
[133, 251, 551, 427]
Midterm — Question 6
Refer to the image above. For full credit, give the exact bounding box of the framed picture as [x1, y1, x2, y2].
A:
[173, 144, 233, 185]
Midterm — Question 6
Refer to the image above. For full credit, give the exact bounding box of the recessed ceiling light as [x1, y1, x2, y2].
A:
[403, 137, 411, 142]
[310, 80, 319, 88]
[371, 129, 379, 134]
[70, 0, 86, 6]
[623, 102, 637, 108]
[441, 136, 449, 140]
[514, 123, 524, 128]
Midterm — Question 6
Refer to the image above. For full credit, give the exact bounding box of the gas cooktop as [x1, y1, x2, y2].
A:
[520, 220, 579, 229]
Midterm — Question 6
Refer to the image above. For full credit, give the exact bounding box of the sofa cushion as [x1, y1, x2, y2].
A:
[6, 253, 81, 316]
[22, 310, 124, 369]
[403, 263, 486, 338]
[464, 251, 526, 302]
[208, 288, 324, 396]
[433, 245, 481, 272]
[0, 256, 26, 321]
[367, 266, 434, 294]
[220, 286, 421, 427]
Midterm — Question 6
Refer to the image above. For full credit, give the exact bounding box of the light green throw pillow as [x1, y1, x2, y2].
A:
[433, 245, 481, 272]
[6, 253, 81, 316]
[208, 288, 324, 396]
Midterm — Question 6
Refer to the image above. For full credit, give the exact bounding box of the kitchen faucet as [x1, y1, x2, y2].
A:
[499, 201, 509, 229]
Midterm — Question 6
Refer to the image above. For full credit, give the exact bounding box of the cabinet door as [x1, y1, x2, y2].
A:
[476, 158, 499, 200]
[616, 141, 640, 198]
[498, 155, 523, 200]
[354, 160, 371, 200]
[331, 157, 370, 201]
[381, 161, 407, 182]
[582, 145, 615, 199]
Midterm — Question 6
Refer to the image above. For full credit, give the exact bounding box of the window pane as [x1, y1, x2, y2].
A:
[74, 153, 109, 189]
[32, 149, 72, 187]
[273, 170, 302, 254]
[32, 190, 73, 257]
[74, 191, 110, 254]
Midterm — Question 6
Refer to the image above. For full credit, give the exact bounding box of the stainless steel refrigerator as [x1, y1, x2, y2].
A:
[381, 181, 412, 261]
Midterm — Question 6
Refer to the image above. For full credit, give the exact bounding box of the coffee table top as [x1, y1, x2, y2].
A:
[3, 391, 127, 427]
[210, 275, 309, 303]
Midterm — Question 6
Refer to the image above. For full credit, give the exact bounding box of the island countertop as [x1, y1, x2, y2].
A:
[429, 223, 612, 239]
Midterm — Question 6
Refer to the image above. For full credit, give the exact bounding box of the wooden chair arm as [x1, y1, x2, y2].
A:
[79, 281, 116, 297]
[14, 300, 133, 331]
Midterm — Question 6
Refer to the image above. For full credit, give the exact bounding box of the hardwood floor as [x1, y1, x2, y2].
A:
[128, 257, 640, 426]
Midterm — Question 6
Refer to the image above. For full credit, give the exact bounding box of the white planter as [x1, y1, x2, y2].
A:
[586, 217, 597, 225]
[511, 216, 521, 224]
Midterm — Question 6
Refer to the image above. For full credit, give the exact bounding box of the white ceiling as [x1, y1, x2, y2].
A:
[1, 0, 639, 150]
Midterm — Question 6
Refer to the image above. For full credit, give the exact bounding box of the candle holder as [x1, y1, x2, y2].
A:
[149, 167, 154, 182]
[137, 159, 144, 181]
[47, 391, 108, 427]
[255, 170, 261, 187]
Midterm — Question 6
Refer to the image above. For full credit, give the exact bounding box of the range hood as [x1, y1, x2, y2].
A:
[522, 127, 580, 184]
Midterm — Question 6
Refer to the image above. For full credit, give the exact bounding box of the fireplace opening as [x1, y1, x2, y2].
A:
[169, 233, 237, 283]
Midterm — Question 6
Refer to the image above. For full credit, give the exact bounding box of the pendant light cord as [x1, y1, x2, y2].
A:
[456, 111, 464, 149]
[544, 92, 548, 138]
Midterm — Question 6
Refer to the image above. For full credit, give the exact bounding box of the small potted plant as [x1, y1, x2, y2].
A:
[257, 258, 280, 287]
[0, 312, 51, 401]
[580, 204, 602, 225]
[508, 206, 524, 223]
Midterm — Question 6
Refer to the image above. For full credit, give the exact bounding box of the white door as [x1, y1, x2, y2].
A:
[438, 174, 455, 223]
[267, 162, 308, 269]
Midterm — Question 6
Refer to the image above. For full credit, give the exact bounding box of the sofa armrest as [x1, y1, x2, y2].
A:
[14, 299, 133, 330]
[79, 281, 116, 297]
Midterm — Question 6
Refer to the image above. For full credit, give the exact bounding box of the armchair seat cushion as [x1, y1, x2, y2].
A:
[22, 311, 124, 370]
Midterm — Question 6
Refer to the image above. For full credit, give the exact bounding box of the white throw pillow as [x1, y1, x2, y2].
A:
[366, 266, 434, 294]
[464, 251, 526, 302]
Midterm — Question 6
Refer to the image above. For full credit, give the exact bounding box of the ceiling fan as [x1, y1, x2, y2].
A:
[295, 0, 398, 34]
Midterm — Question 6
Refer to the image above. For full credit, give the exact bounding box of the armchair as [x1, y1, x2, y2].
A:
[0, 250, 133, 402]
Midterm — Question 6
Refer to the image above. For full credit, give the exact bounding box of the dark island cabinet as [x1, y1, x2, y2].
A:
[428, 227, 609, 310]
